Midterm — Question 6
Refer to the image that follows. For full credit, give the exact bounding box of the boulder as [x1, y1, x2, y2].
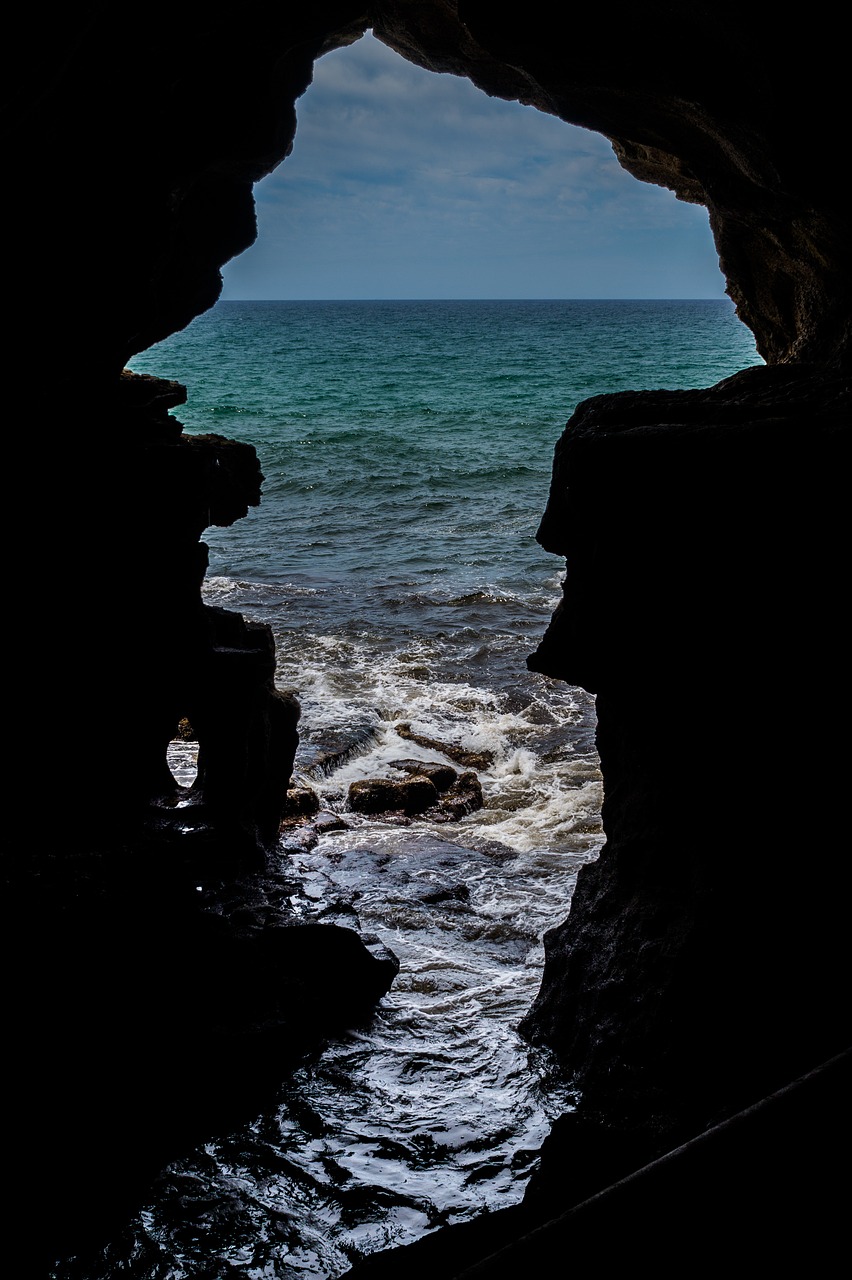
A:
[348, 775, 440, 816]
[388, 757, 460, 792]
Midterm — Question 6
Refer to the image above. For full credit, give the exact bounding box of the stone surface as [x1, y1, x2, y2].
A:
[521, 364, 851, 1131]
[349, 774, 441, 815]
[281, 783, 323, 820]
[388, 757, 461, 792]
[394, 722, 495, 769]
[347, 762, 485, 821]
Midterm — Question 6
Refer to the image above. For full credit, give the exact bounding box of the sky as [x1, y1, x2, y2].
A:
[221, 31, 727, 301]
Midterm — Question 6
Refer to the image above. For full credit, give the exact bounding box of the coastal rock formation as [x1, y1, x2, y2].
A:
[7, 373, 399, 1266]
[348, 761, 484, 820]
[523, 364, 851, 1125]
[6, 2, 851, 1274]
[349, 774, 441, 815]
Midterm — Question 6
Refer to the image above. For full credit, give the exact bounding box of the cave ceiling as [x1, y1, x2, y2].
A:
[15, 2, 847, 381]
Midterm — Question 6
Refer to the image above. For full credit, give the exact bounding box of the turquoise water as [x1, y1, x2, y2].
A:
[71, 299, 764, 1278]
[130, 299, 759, 597]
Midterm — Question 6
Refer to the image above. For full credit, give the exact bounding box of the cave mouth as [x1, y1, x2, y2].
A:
[10, 8, 849, 1278]
[130, 29, 761, 870]
[112, 33, 771, 1276]
[166, 718, 200, 788]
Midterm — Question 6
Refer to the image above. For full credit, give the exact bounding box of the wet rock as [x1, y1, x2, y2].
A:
[281, 809, 350, 851]
[184, 606, 301, 855]
[279, 824, 320, 854]
[420, 883, 471, 905]
[348, 775, 439, 816]
[433, 770, 484, 820]
[389, 758, 460, 792]
[280, 785, 321, 822]
[348, 764, 485, 824]
[301, 723, 381, 776]
[394, 722, 495, 770]
[312, 810, 350, 834]
[316, 896, 360, 922]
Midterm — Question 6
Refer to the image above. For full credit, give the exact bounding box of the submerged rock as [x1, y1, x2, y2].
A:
[394, 722, 495, 770]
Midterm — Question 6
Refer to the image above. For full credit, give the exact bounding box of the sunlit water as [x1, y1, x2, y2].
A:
[51, 301, 762, 1277]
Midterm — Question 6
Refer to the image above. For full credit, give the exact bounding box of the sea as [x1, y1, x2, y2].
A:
[55, 299, 762, 1278]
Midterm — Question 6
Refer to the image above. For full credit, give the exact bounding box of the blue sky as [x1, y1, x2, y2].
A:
[221, 31, 727, 301]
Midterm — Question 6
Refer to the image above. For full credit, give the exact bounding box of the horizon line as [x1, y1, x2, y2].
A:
[217, 296, 732, 304]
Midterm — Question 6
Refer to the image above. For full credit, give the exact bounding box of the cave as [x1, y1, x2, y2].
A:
[8, 4, 849, 1276]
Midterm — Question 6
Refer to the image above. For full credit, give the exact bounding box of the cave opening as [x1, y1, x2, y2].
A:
[135, 27, 761, 848]
[107, 31, 774, 1280]
[11, 9, 849, 1278]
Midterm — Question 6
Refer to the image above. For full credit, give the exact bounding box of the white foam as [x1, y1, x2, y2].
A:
[166, 740, 199, 787]
[267, 624, 602, 855]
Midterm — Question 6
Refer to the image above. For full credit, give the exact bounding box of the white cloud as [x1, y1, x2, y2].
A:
[222, 31, 724, 299]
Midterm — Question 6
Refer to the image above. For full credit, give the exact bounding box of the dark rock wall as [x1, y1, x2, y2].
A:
[9, 5, 850, 385]
[524, 365, 851, 1132]
[6, 1, 851, 1270]
[42, 369, 299, 862]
